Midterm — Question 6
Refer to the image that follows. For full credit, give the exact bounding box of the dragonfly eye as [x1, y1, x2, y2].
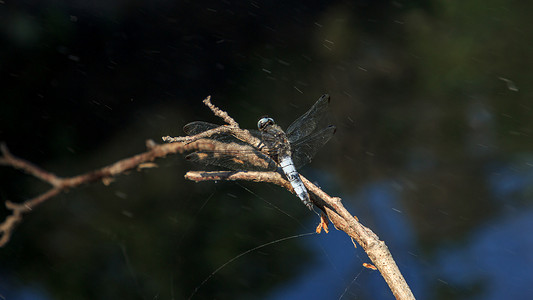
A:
[257, 117, 275, 130]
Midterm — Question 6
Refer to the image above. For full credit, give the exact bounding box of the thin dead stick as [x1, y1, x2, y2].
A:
[179, 97, 415, 300]
[162, 96, 260, 147]
[185, 171, 414, 300]
[0, 140, 214, 246]
[201, 95, 239, 127]
[0, 95, 415, 299]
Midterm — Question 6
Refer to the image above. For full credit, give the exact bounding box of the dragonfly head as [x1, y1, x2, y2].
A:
[257, 117, 275, 130]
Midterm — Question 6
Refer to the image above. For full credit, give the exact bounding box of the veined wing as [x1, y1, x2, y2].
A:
[184, 121, 278, 171]
[286, 94, 331, 143]
[186, 142, 278, 171]
[291, 125, 336, 169]
[184, 121, 223, 135]
[184, 121, 264, 143]
[184, 120, 280, 154]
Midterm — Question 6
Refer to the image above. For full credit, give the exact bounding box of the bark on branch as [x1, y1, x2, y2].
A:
[0, 140, 213, 246]
[177, 96, 415, 299]
[0, 95, 415, 299]
[185, 170, 414, 300]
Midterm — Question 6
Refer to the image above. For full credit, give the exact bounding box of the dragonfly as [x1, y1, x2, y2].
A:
[183, 94, 336, 209]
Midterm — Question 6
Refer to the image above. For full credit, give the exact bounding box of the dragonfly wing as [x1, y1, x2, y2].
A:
[184, 121, 249, 145]
[291, 125, 336, 169]
[186, 144, 278, 171]
[183, 121, 221, 135]
[184, 122, 279, 171]
[286, 94, 331, 143]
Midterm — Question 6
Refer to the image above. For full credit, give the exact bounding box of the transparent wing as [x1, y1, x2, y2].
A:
[186, 143, 278, 171]
[286, 94, 331, 143]
[183, 121, 221, 135]
[291, 125, 336, 169]
[184, 121, 264, 143]
[184, 121, 279, 171]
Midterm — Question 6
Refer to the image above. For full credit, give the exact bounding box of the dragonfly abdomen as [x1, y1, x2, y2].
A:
[279, 156, 312, 209]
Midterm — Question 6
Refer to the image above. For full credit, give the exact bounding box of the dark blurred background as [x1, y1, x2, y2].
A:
[1, 1, 533, 299]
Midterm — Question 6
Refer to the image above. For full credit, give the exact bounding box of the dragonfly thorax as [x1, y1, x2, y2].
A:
[257, 117, 292, 164]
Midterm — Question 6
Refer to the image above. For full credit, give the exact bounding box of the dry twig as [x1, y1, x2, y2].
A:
[185, 171, 414, 299]
[0, 95, 415, 300]
[0, 140, 213, 246]
[176, 97, 415, 299]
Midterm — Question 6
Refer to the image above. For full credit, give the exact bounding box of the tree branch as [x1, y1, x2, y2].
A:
[1, 95, 415, 299]
[0, 140, 213, 247]
[177, 97, 415, 299]
[185, 170, 414, 300]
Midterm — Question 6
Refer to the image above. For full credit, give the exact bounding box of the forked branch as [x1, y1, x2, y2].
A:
[0, 96, 414, 299]
[176, 97, 415, 299]
[0, 140, 214, 246]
